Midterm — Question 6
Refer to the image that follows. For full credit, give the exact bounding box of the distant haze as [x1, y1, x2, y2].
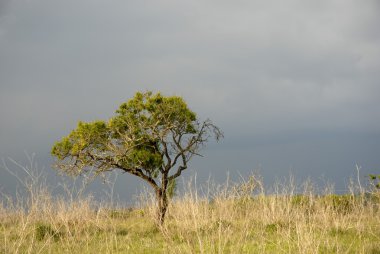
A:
[1, 0, 379, 201]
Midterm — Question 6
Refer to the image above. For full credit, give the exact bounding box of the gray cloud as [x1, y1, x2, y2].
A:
[0, 0, 379, 194]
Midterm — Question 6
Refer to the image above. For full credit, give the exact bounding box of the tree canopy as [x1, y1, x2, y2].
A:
[51, 91, 222, 223]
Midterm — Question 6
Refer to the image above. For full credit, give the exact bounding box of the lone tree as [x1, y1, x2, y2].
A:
[51, 91, 222, 224]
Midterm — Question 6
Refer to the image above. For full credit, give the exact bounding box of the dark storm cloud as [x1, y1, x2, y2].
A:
[0, 0, 11, 16]
[0, 0, 379, 194]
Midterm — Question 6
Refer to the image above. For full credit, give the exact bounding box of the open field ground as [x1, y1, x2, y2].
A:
[1, 171, 380, 254]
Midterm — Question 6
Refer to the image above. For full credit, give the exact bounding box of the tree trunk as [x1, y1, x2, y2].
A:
[156, 189, 168, 225]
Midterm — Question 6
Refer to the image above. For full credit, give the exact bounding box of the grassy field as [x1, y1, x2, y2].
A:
[1, 160, 379, 253]
[1, 178, 380, 253]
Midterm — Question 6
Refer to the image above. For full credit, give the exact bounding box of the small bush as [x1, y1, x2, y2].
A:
[116, 229, 128, 236]
[35, 223, 62, 241]
[320, 194, 354, 213]
[264, 221, 288, 234]
[291, 195, 311, 206]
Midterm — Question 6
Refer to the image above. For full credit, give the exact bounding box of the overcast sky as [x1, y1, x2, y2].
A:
[1, 0, 379, 199]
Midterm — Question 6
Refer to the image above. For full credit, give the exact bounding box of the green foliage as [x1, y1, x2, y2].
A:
[264, 222, 285, 234]
[51, 91, 218, 176]
[291, 195, 311, 207]
[53, 92, 211, 176]
[320, 194, 353, 213]
[51, 91, 222, 224]
[116, 229, 129, 236]
[329, 227, 357, 237]
[35, 223, 61, 241]
[369, 174, 380, 189]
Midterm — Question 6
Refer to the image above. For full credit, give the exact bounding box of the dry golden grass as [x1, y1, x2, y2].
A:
[157, 177, 380, 253]
[1, 158, 379, 253]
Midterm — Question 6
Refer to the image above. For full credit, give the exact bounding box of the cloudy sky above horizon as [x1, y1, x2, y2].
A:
[1, 0, 379, 197]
